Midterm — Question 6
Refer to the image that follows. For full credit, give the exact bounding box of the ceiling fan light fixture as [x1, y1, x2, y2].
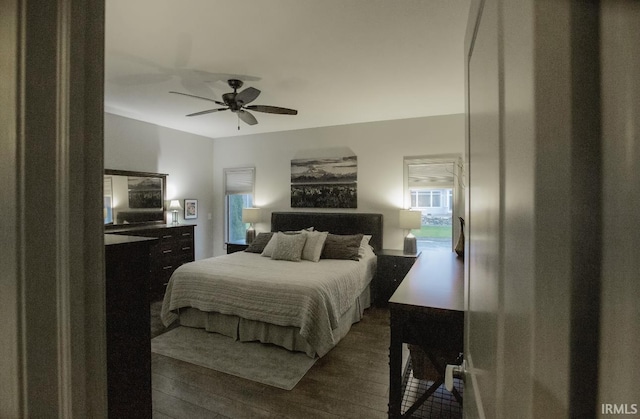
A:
[169, 79, 297, 128]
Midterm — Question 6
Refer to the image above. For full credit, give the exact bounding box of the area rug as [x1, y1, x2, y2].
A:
[151, 326, 316, 390]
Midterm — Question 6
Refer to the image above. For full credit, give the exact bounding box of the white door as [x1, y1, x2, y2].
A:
[462, 1, 635, 418]
[463, 0, 580, 416]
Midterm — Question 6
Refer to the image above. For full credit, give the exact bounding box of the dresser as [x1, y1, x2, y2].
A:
[105, 234, 156, 418]
[373, 249, 420, 306]
[110, 224, 195, 300]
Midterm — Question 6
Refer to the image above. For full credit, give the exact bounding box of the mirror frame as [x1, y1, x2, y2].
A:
[104, 169, 168, 230]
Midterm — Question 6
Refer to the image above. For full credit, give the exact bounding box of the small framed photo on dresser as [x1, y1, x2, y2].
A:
[184, 199, 198, 219]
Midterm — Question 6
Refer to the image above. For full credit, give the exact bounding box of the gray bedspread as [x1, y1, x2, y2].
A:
[161, 250, 376, 357]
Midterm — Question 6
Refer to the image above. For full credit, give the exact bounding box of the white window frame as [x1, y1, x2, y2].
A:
[223, 167, 255, 243]
[403, 154, 465, 249]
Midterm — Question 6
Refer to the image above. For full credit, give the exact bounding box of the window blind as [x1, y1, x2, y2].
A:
[224, 168, 254, 194]
[407, 162, 455, 188]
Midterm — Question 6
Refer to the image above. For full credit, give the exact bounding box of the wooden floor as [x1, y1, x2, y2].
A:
[151, 306, 391, 419]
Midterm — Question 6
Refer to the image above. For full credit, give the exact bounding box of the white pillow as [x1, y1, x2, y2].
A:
[358, 234, 373, 257]
[270, 232, 307, 262]
[301, 231, 328, 262]
[261, 234, 278, 257]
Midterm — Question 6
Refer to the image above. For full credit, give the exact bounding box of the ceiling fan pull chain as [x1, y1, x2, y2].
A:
[237, 114, 240, 130]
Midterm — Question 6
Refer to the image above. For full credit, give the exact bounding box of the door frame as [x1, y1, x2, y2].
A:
[0, 0, 106, 416]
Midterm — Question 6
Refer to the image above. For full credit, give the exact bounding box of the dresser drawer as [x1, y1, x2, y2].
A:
[176, 227, 194, 240]
[158, 252, 192, 271]
[151, 253, 178, 271]
[150, 266, 174, 295]
[177, 237, 194, 255]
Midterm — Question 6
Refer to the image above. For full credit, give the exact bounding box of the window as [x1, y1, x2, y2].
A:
[404, 156, 464, 252]
[411, 190, 443, 208]
[224, 167, 255, 243]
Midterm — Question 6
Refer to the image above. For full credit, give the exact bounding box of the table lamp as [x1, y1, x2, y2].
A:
[399, 209, 421, 254]
[242, 207, 261, 244]
[168, 200, 182, 225]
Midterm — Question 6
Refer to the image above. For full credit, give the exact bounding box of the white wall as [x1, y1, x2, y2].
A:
[212, 114, 465, 256]
[104, 113, 215, 260]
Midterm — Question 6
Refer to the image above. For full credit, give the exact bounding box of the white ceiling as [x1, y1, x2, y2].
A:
[105, 0, 470, 139]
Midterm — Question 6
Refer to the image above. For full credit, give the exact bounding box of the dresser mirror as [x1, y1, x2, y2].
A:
[104, 169, 167, 229]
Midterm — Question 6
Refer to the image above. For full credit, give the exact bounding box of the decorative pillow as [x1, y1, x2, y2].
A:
[261, 230, 307, 257]
[358, 234, 373, 257]
[270, 232, 307, 262]
[301, 231, 328, 262]
[244, 232, 274, 253]
[261, 234, 278, 257]
[321, 233, 363, 261]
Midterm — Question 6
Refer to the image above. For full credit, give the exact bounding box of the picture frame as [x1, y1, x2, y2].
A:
[184, 199, 198, 220]
[291, 152, 358, 208]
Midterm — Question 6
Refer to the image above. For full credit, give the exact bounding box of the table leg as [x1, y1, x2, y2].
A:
[388, 311, 404, 418]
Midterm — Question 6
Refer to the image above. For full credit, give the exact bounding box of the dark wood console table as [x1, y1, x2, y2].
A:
[388, 250, 464, 418]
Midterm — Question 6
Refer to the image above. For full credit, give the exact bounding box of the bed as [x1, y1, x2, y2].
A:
[160, 211, 383, 358]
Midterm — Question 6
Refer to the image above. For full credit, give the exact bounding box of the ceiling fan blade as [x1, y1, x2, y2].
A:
[245, 105, 298, 115]
[169, 91, 225, 106]
[186, 108, 228, 117]
[237, 110, 258, 125]
[235, 87, 261, 105]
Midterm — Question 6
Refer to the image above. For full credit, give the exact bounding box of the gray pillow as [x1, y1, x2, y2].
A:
[321, 233, 363, 261]
[270, 232, 307, 262]
[301, 231, 328, 262]
[245, 232, 274, 253]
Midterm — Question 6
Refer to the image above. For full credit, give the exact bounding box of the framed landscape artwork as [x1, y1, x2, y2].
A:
[184, 199, 198, 219]
[291, 153, 357, 208]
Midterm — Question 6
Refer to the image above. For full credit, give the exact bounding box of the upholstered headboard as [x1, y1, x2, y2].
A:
[115, 210, 164, 225]
[271, 211, 383, 252]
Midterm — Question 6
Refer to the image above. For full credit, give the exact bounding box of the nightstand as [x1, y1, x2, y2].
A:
[373, 249, 421, 306]
[226, 241, 249, 254]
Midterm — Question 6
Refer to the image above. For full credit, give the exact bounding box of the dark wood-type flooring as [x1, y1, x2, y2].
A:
[151, 305, 391, 419]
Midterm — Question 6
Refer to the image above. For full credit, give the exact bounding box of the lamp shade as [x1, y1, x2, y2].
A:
[242, 208, 261, 223]
[168, 200, 182, 211]
[399, 209, 421, 230]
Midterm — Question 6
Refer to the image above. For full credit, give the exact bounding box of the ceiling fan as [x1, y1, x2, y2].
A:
[169, 79, 298, 129]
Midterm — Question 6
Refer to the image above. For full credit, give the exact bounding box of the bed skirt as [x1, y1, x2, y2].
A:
[177, 285, 372, 358]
